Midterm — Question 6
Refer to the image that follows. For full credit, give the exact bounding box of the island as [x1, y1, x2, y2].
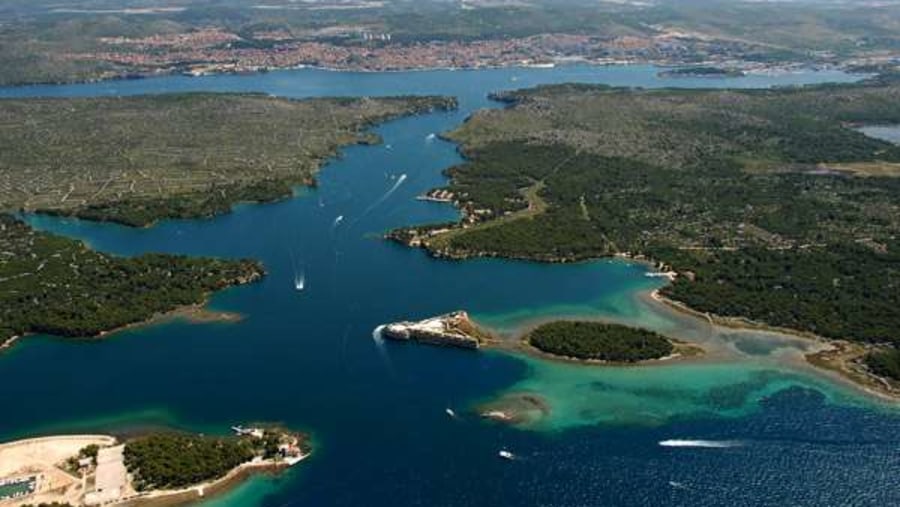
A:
[527, 321, 676, 363]
[389, 77, 900, 397]
[381, 311, 493, 349]
[0, 427, 309, 507]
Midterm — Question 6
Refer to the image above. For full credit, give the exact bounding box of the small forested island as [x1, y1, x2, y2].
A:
[0, 427, 309, 507]
[0, 215, 262, 348]
[0, 93, 457, 227]
[528, 321, 675, 362]
[389, 77, 900, 394]
[659, 66, 745, 78]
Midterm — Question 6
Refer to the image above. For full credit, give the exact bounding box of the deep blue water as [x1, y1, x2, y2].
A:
[1, 65, 899, 506]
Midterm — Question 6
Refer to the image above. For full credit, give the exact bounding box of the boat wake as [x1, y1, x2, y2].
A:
[353, 173, 408, 225]
[294, 271, 305, 291]
[372, 325, 386, 346]
[659, 439, 743, 448]
[371, 325, 396, 376]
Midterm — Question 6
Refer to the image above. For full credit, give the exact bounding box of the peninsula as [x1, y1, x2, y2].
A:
[389, 77, 900, 396]
[0, 215, 262, 349]
[0, 427, 308, 507]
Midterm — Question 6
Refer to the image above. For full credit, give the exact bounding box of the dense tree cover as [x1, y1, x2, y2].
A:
[865, 348, 900, 381]
[41, 179, 298, 228]
[0, 215, 263, 343]
[658, 243, 900, 344]
[395, 82, 900, 346]
[529, 321, 673, 362]
[124, 433, 255, 491]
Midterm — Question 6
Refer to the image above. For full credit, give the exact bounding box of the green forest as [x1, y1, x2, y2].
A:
[528, 321, 674, 362]
[865, 348, 900, 381]
[393, 80, 900, 376]
[0, 215, 263, 344]
[41, 179, 300, 228]
[124, 433, 256, 491]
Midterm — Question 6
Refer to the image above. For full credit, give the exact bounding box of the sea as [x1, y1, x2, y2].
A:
[1, 65, 898, 507]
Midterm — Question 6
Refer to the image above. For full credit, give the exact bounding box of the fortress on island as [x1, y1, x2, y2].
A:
[381, 311, 492, 350]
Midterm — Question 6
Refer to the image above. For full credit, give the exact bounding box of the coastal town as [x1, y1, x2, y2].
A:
[60, 27, 843, 80]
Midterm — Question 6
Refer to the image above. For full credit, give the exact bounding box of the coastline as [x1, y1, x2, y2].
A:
[0, 299, 247, 354]
[117, 455, 306, 507]
[0, 59, 847, 90]
[645, 288, 900, 401]
[385, 118, 900, 400]
[0, 431, 309, 507]
[384, 96, 900, 403]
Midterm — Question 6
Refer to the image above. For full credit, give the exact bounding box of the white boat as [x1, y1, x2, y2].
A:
[426, 133, 437, 141]
[294, 275, 305, 291]
[445, 408, 456, 418]
[498, 450, 514, 460]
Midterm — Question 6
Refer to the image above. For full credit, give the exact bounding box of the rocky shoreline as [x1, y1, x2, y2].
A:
[380, 311, 492, 349]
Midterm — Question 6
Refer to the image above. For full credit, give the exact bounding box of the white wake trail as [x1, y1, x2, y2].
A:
[659, 439, 743, 448]
[353, 173, 408, 225]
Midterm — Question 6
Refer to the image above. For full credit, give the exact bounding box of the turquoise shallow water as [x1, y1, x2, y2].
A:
[2, 65, 899, 506]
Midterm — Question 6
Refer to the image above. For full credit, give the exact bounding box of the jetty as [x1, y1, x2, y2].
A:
[381, 311, 490, 349]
